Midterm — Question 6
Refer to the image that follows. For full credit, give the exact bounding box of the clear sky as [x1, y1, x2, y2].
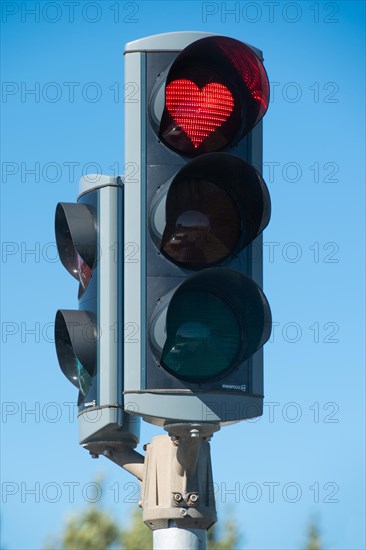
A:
[1, 1, 365, 549]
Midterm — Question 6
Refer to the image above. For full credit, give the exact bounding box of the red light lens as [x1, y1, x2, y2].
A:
[165, 80, 234, 150]
[77, 254, 92, 290]
[157, 36, 269, 155]
[216, 39, 269, 121]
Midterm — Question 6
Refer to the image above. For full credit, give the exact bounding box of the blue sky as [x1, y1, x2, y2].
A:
[1, 1, 365, 549]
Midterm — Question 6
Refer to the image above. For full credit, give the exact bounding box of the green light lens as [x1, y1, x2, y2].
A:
[161, 290, 241, 381]
[76, 359, 92, 397]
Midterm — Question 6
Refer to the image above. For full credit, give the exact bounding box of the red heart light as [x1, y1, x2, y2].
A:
[165, 79, 234, 149]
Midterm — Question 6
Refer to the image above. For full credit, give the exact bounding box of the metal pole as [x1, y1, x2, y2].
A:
[153, 526, 206, 550]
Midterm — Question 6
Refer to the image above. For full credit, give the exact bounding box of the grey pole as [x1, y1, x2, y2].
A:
[153, 526, 206, 550]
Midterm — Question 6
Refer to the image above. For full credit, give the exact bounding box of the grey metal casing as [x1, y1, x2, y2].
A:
[77, 175, 140, 446]
[124, 33, 265, 426]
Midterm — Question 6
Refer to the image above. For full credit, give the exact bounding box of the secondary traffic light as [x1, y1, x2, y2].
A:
[123, 32, 272, 426]
[54, 175, 139, 446]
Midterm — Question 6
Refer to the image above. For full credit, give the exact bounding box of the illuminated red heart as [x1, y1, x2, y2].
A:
[165, 79, 234, 148]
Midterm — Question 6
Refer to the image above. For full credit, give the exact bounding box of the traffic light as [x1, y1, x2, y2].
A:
[123, 32, 272, 426]
[54, 175, 139, 446]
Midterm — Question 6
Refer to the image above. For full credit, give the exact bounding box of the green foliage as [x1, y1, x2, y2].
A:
[207, 516, 241, 550]
[47, 504, 240, 550]
[61, 506, 119, 550]
[47, 495, 323, 550]
[120, 509, 152, 550]
[304, 520, 322, 550]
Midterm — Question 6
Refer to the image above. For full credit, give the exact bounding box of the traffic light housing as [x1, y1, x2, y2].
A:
[54, 175, 140, 446]
[123, 32, 272, 427]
